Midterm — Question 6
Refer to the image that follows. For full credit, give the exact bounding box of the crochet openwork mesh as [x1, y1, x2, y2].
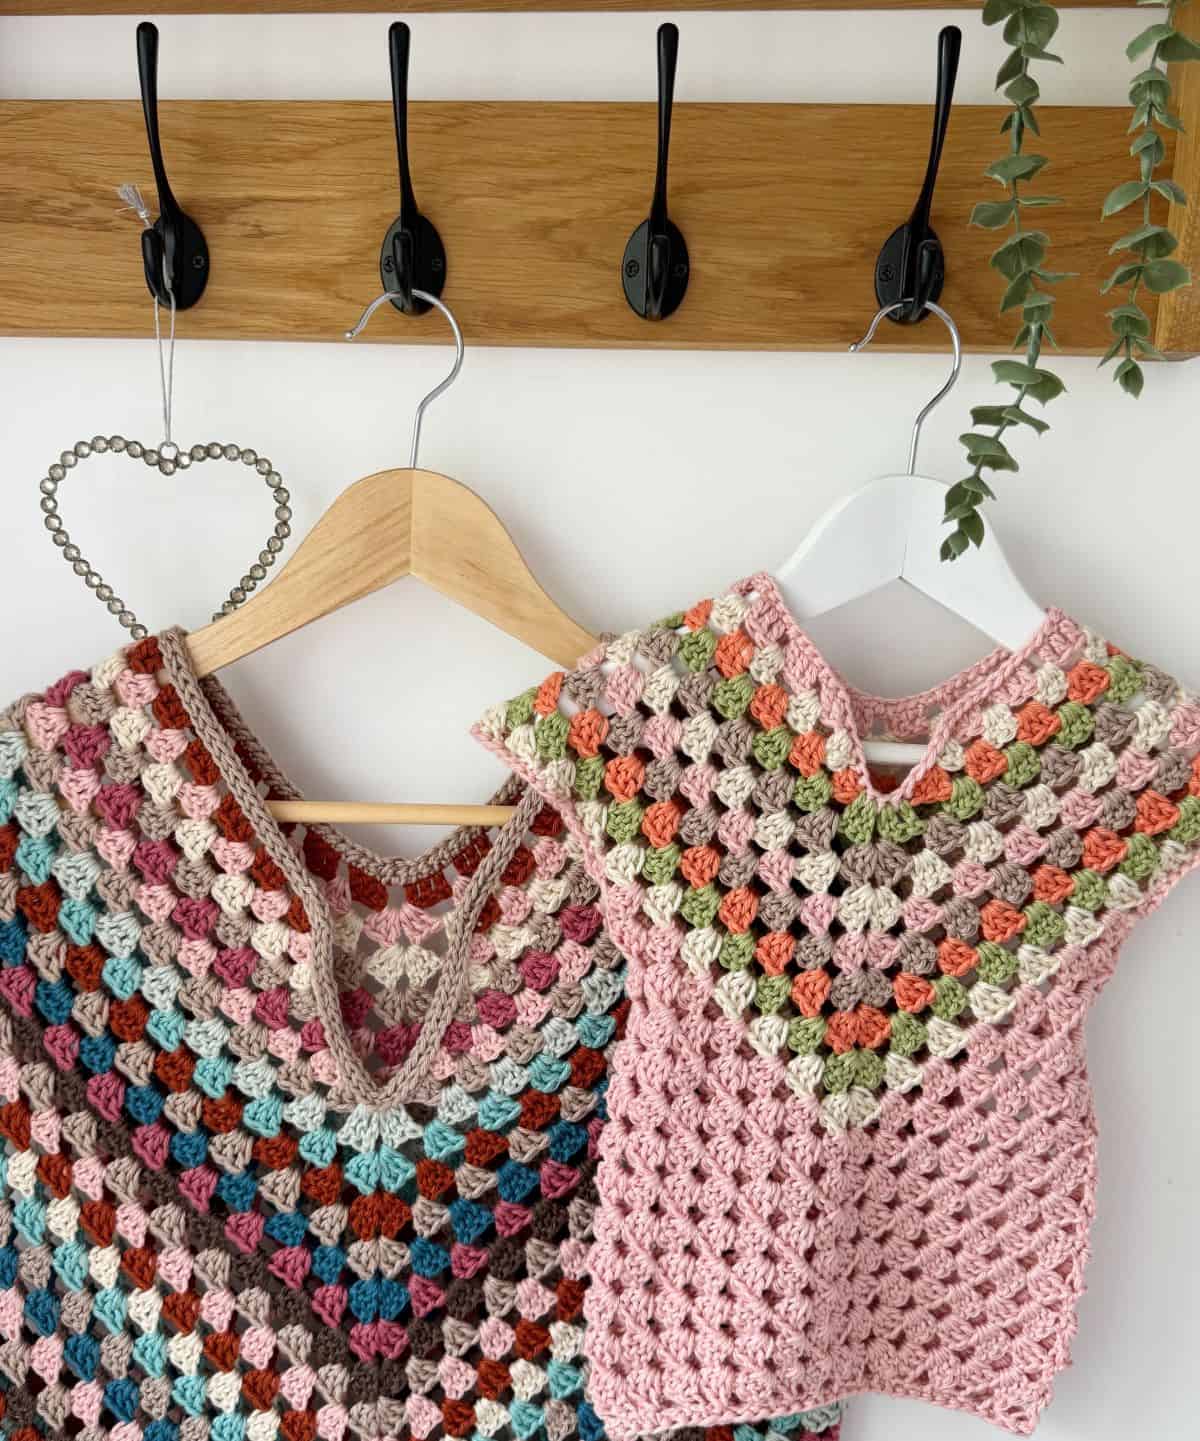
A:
[0, 628, 843, 1441]
[474, 573, 1200, 1437]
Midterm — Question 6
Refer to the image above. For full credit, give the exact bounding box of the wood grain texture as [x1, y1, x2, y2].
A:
[1154, 3, 1200, 357]
[267, 801, 517, 825]
[186, 467, 595, 678]
[0, 1, 1137, 13]
[0, 99, 1186, 353]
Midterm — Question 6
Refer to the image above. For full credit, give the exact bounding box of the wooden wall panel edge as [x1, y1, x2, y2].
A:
[1153, 3, 1200, 357]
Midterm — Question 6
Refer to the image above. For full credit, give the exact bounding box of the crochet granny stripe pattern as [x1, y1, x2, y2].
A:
[474, 573, 1200, 1437]
[0, 629, 844, 1441]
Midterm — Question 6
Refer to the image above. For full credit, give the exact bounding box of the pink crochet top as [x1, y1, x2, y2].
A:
[474, 573, 1200, 1437]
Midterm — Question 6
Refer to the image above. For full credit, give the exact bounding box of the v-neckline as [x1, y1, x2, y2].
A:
[157, 627, 542, 1113]
[745, 573, 1079, 807]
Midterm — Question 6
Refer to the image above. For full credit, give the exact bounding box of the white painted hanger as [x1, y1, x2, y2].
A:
[775, 300, 1046, 767]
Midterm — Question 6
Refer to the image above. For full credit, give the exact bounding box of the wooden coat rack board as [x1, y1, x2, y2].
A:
[1, 6, 1198, 356]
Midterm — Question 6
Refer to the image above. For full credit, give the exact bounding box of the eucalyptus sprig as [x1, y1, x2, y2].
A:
[1101, 0, 1198, 397]
[942, 0, 1071, 561]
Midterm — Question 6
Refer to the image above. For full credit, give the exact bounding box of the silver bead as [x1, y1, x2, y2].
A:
[63, 544, 80, 562]
[272, 487, 289, 505]
[207, 442, 223, 459]
[44, 515, 62, 532]
[223, 443, 239, 462]
[127, 441, 144, 459]
[266, 471, 281, 487]
[274, 505, 292, 523]
[176, 452, 192, 471]
[110, 435, 126, 452]
[72, 559, 89, 577]
[249, 563, 266, 581]
[95, 583, 113, 602]
[49, 463, 66, 482]
[60, 451, 77, 469]
[160, 460, 177, 477]
[258, 550, 274, 567]
[84, 571, 101, 589]
[74, 441, 91, 459]
[51, 532, 68, 549]
[221, 598, 236, 616]
[256, 458, 271, 476]
[275, 522, 292, 540]
[39, 477, 57, 496]
[190, 444, 206, 462]
[267, 536, 284, 554]
[241, 574, 258, 592]
[118, 610, 136, 628]
[40, 496, 58, 514]
[106, 597, 123, 615]
[91, 435, 108, 453]
[240, 448, 258, 466]
[130, 624, 148, 641]
[230, 586, 246, 604]
[144, 449, 159, 468]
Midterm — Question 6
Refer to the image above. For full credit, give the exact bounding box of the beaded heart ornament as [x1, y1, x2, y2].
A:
[38, 436, 292, 640]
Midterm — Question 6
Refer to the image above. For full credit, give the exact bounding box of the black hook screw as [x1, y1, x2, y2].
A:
[380, 22, 446, 316]
[875, 24, 962, 325]
[135, 22, 208, 310]
[622, 23, 689, 321]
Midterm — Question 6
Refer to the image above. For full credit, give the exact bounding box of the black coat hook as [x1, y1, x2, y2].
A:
[622, 23, 689, 321]
[875, 24, 962, 325]
[379, 22, 446, 316]
[135, 22, 208, 310]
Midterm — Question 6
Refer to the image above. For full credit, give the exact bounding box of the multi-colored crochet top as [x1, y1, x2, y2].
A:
[474, 572, 1200, 1438]
[0, 627, 843, 1441]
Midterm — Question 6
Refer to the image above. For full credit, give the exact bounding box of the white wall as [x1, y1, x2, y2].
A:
[1, 10, 1197, 1439]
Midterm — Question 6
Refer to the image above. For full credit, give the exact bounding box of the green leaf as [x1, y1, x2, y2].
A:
[1101, 261, 1144, 294]
[1159, 32, 1200, 62]
[1018, 195, 1064, 207]
[959, 433, 1012, 459]
[1022, 293, 1055, 322]
[1099, 334, 1127, 366]
[1020, 104, 1042, 136]
[970, 405, 1010, 428]
[1000, 272, 1035, 311]
[1126, 23, 1176, 60]
[1152, 178, 1188, 204]
[1107, 303, 1151, 337]
[971, 199, 1017, 229]
[1005, 74, 1041, 106]
[1102, 180, 1149, 217]
[1002, 406, 1049, 434]
[992, 230, 1049, 279]
[1032, 268, 1076, 284]
[1130, 72, 1171, 107]
[1142, 257, 1192, 292]
[1108, 222, 1175, 257]
[1025, 369, 1066, 405]
[941, 530, 970, 562]
[982, 0, 1022, 25]
[1130, 130, 1166, 169]
[961, 511, 986, 548]
[1020, 44, 1063, 63]
[961, 476, 997, 501]
[1132, 336, 1166, 360]
[992, 359, 1041, 387]
[987, 153, 1048, 184]
[1115, 357, 1145, 397]
[1156, 108, 1186, 132]
[995, 48, 1025, 87]
[1012, 323, 1033, 349]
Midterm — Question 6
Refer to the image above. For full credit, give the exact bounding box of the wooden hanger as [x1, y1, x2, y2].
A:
[187, 291, 597, 826]
[774, 301, 1046, 767]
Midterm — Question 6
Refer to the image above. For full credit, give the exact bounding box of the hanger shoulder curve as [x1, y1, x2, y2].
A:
[410, 469, 596, 671]
[187, 467, 415, 678]
[775, 472, 1044, 653]
[187, 467, 596, 680]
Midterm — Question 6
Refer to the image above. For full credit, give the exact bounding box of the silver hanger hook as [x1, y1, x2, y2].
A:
[849, 299, 962, 476]
[345, 289, 465, 468]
